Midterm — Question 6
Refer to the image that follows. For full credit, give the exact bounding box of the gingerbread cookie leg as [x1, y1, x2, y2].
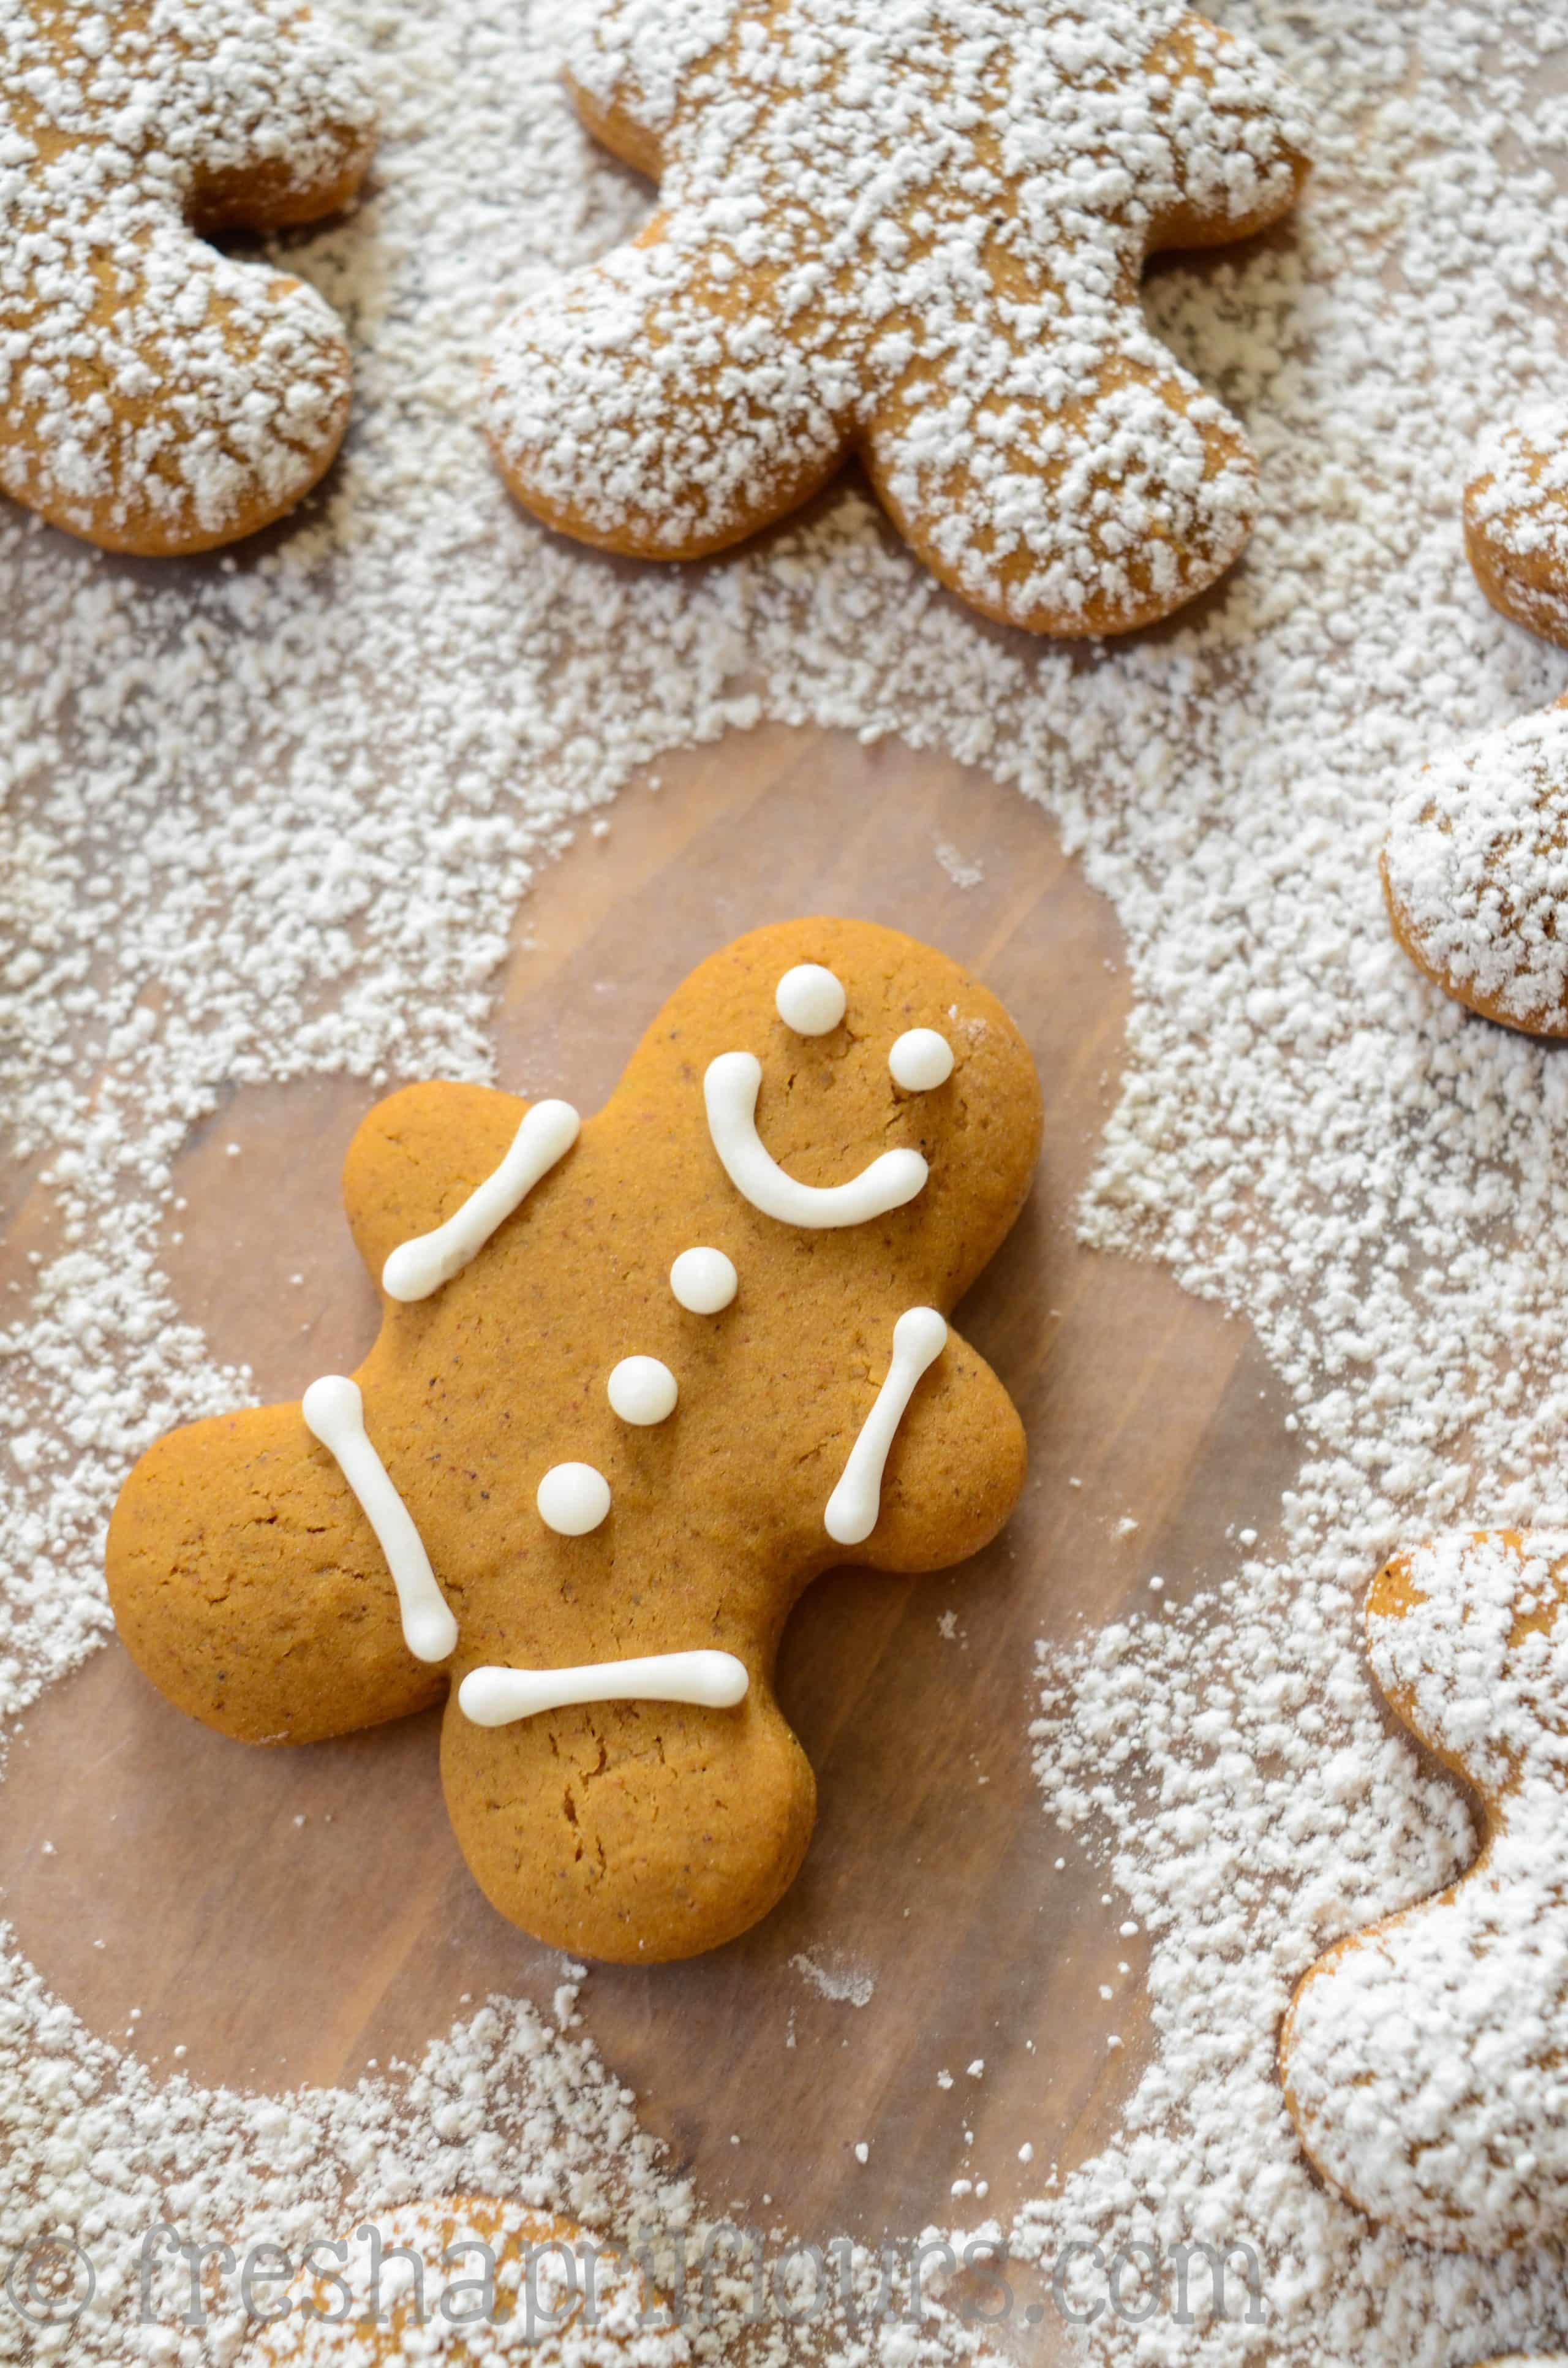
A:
[864, 327, 1261, 638]
[107, 1403, 445, 1746]
[484, 232, 856, 560]
[439, 1683, 815, 1961]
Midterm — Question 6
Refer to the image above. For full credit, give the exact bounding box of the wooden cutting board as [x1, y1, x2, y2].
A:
[0, 719, 1298, 2332]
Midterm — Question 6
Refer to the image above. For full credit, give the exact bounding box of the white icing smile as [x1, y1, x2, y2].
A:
[704, 1051, 927, 1228]
[459, 1649, 749, 1727]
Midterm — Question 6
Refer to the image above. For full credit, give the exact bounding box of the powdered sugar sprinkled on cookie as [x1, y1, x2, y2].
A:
[0, 0, 376, 553]
[485, 0, 1311, 635]
[1281, 1530, 1568, 2251]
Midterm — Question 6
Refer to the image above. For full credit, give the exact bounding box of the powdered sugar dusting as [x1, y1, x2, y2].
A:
[3, 0, 1568, 2360]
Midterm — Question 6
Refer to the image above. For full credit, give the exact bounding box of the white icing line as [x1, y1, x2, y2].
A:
[382, 1099, 579, 1301]
[458, 1649, 749, 1727]
[703, 1051, 927, 1228]
[824, 1307, 948, 1547]
[300, 1374, 458, 1663]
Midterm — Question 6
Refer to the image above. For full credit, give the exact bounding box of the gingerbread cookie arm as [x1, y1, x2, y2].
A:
[1464, 407, 1568, 646]
[107, 1402, 445, 1746]
[1280, 1532, 1568, 2250]
[439, 1680, 815, 1961]
[341, 1080, 562, 1288]
[830, 1325, 1027, 1576]
[485, 232, 856, 560]
[1137, 13, 1310, 252]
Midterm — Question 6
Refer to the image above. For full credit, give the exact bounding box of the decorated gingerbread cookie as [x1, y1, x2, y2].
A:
[484, 0, 1310, 637]
[250, 2198, 674, 2362]
[0, 0, 376, 554]
[108, 920, 1041, 1962]
[1280, 1529, 1568, 2250]
[1384, 407, 1568, 1032]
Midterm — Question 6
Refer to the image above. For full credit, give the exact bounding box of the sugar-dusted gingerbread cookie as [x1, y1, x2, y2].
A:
[1384, 408, 1568, 1033]
[1280, 1530, 1568, 2250]
[0, 0, 376, 554]
[249, 2198, 675, 2362]
[108, 920, 1041, 1962]
[484, 0, 1310, 638]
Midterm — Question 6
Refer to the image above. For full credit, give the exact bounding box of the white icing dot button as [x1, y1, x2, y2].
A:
[775, 963, 846, 1035]
[608, 1355, 678, 1425]
[537, 1461, 611, 1535]
[670, 1246, 737, 1314]
[889, 1027, 954, 1092]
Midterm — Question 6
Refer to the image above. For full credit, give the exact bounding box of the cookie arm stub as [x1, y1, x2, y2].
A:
[382, 1099, 580, 1299]
[301, 1375, 458, 1663]
[825, 1307, 948, 1546]
[704, 1051, 927, 1226]
[458, 1650, 749, 1727]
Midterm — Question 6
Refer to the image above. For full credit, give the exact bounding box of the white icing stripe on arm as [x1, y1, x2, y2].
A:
[824, 1307, 948, 1546]
[704, 1052, 927, 1228]
[301, 1375, 458, 1665]
[382, 1099, 580, 1301]
[458, 1649, 749, 1727]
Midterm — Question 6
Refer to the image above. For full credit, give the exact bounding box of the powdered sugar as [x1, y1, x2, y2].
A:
[3, 0, 1568, 2361]
[485, 0, 1310, 633]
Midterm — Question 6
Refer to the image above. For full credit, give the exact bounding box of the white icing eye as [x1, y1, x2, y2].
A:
[670, 1246, 737, 1313]
[608, 1355, 678, 1425]
[889, 1027, 954, 1092]
[537, 1462, 611, 1535]
[775, 963, 846, 1035]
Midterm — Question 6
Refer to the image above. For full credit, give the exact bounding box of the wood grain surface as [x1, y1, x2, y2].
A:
[0, 722, 1299, 2329]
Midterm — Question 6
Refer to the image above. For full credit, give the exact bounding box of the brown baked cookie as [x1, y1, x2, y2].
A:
[484, 0, 1310, 638]
[247, 2198, 674, 2362]
[109, 920, 1041, 1962]
[1383, 410, 1568, 1033]
[1280, 1530, 1568, 2250]
[0, 0, 376, 554]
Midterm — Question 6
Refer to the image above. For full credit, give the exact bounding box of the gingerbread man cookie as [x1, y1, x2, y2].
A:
[108, 920, 1041, 1962]
[484, 0, 1310, 638]
[0, 0, 376, 554]
[250, 2199, 674, 2363]
[1280, 1529, 1568, 2250]
[1384, 407, 1568, 1032]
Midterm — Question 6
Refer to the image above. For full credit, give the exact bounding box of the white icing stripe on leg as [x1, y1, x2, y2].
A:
[703, 1052, 927, 1228]
[382, 1099, 580, 1301]
[301, 1375, 458, 1665]
[458, 1650, 749, 1728]
[824, 1307, 948, 1547]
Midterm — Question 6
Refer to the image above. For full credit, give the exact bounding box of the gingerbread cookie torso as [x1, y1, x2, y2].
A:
[484, 0, 1310, 638]
[0, 0, 376, 554]
[108, 920, 1042, 1962]
[1280, 1530, 1568, 2250]
[1384, 406, 1568, 1032]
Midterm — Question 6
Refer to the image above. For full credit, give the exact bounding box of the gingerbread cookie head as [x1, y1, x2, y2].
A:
[0, 0, 376, 554]
[484, 0, 1310, 638]
[1280, 1530, 1568, 2250]
[108, 920, 1042, 1961]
